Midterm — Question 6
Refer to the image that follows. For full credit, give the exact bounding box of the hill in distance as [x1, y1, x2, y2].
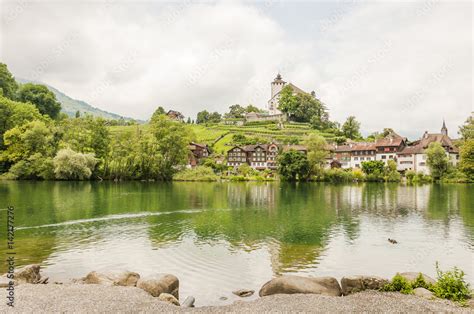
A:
[17, 78, 141, 122]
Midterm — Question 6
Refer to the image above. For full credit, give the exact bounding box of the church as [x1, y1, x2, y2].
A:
[267, 73, 314, 115]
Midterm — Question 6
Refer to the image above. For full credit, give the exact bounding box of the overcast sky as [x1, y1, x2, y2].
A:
[0, 0, 472, 139]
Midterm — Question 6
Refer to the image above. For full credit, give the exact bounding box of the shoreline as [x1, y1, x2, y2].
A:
[1, 284, 471, 313]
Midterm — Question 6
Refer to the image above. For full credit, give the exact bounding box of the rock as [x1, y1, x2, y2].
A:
[110, 271, 140, 287]
[79, 271, 140, 287]
[0, 264, 42, 286]
[181, 296, 195, 307]
[413, 287, 434, 299]
[158, 293, 180, 306]
[399, 272, 436, 286]
[81, 271, 114, 286]
[259, 275, 342, 297]
[219, 296, 228, 301]
[341, 275, 389, 295]
[232, 289, 255, 297]
[137, 274, 179, 299]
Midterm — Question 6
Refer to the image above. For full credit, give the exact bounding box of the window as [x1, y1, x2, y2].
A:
[382, 155, 386, 159]
[354, 157, 358, 160]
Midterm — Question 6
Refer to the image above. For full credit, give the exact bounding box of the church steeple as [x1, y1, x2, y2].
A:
[441, 119, 448, 136]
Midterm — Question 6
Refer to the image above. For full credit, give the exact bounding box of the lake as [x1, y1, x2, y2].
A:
[0, 181, 473, 306]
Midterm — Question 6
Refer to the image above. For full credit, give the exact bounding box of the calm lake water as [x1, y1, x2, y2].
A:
[0, 181, 473, 305]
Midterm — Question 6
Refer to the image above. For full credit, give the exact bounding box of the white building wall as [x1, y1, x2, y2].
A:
[397, 155, 415, 171]
[350, 156, 375, 169]
[375, 153, 397, 165]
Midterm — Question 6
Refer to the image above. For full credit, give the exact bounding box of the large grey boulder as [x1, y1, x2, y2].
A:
[399, 272, 436, 286]
[79, 271, 140, 287]
[0, 264, 43, 287]
[137, 274, 179, 299]
[341, 275, 389, 295]
[259, 275, 342, 297]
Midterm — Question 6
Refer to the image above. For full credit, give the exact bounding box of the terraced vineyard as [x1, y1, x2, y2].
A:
[108, 121, 337, 154]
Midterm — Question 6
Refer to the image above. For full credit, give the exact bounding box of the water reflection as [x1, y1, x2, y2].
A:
[0, 181, 472, 305]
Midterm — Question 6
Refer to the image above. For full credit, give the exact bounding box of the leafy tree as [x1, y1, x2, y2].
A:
[426, 142, 449, 180]
[2, 120, 56, 164]
[459, 139, 474, 182]
[8, 153, 54, 180]
[245, 105, 263, 113]
[196, 110, 209, 124]
[277, 85, 298, 117]
[277, 150, 310, 181]
[237, 163, 254, 177]
[304, 134, 329, 177]
[458, 115, 474, 140]
[361, 160, 385, 181]
[60, 116, 110, 160]
[53, 148, 97, 180]
[0, 95, 44, 149]
[151, 106, 166, 121]
[342, 116, 361, 140]
[186, 117, 191, 124]
[208, 111, 222, 123]
[224, 104, 246, 119]
[293, 93, 328, 124]
[384, 159, 401, 182]
[150, 114, 193, 180]
[0, 63, 18, 100]
[75, 110, 81, 118]
[17, 83, 61, 119]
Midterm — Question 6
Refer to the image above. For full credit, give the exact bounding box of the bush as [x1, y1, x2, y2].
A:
[53, 148, 97, 180]
[173, 166, 219, 181]
[432, 263, 471, 302]
[324, 168, 354, 183]
[382, 273, 413, 294]
[405, 170, 416, 182]
[351, 168, 365, 181]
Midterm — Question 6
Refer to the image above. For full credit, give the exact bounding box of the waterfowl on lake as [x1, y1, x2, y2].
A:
[388, 238, 398, 244]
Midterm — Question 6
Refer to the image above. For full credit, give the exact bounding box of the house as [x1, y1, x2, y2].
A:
[332, 144, 353, 169]
[188, 142, 210, 168]
[226, 143, 306, 170]
[267, 73, 316, 115]
[396, 121, 459, 174]
[167, 110, 184, 122]
[350, 142, 377, 168]
[375, 131, 407, 165]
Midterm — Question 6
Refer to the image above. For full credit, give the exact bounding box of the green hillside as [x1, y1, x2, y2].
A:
[108, 121, 336, 154]
[17, 78, 139, 121]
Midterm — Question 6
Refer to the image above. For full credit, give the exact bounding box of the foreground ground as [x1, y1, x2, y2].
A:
[1, 284, 471, 313]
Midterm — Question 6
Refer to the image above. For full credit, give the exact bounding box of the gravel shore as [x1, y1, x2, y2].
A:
[1, 284, 471, 313]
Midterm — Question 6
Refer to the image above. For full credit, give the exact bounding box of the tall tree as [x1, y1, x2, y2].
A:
[245, 105, 263, 113]
[208, 111, 222, 123]
[277, 85, 298, 118]
[196, 110, 210, 124]
[151, 106, 166, 121]
[426, 142, 449, 180]
[17, 83, 61, 119]
[458, 115, 474, 140]
[304, 134, 329, 176]
[224, 104, 246, 119]
[459, 139, 474, 182]
[0, 63, 18, 100]
[277, 150, 310, 181]
[342, 116, 361, 140]
[150, 114, 194, 180]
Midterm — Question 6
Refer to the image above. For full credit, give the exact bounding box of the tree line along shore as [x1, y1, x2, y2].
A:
[0, 62, 473, 183]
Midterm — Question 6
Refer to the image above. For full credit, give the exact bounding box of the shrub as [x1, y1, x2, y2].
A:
[412, 273, 432, 290]
[405, 170, 416, 182]
[382, 273, 413, 294]
[351, 168, 365, 181]
[324, 168, 354, 183]
[53, 148, 97, 180]
[173, 166, 219, 181]
[432, 263, 471, 302]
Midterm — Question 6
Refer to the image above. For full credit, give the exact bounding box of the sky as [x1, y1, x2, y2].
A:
[0, 0, 472, 139]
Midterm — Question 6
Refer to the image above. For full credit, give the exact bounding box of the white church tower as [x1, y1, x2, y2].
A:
[268, 73, 286, 115]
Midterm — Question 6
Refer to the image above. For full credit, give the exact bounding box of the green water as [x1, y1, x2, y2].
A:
[0, 181, 473, 305]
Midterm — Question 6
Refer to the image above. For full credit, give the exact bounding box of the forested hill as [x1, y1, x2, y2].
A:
[17, 78, 138, 121]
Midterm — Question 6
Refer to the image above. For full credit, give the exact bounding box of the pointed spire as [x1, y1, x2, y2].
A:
[441, 119, 448, 136]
